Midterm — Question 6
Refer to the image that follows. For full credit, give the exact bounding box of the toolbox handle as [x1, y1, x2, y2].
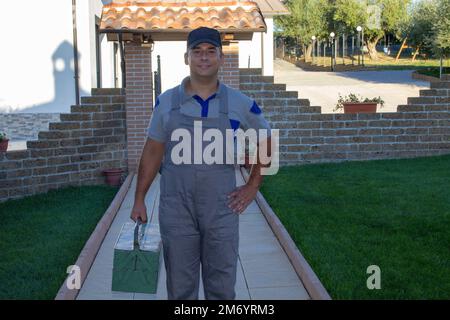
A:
[133, 218, 142, 251]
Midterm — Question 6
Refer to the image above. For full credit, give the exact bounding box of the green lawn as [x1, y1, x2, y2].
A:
[260, 154, 450, 299]
[416, 67, 450, 78]
[0, 185, 119, 300]
[307, 55, 450, 72]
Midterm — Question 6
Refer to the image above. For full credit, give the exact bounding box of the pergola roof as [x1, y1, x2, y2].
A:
[99, 1, 268, 41]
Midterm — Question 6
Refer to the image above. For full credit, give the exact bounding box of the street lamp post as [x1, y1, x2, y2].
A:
[330, 32, 335, 71]
[361, 27, 365, 67]
[351, 35, 355, 65]
[311, 35, 316, 64]
[357, 26, 362, 66]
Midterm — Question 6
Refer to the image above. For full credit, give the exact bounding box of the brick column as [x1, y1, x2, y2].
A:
[124, 42, 153, 173]
[219, 41, 239, 89]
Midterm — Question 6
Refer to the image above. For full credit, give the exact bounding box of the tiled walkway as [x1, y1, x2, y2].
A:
[77, 167, 310, 300]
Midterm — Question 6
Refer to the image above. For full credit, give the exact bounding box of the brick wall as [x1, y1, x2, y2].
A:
[0, 89, 127, 202]
[240, 69, 450, 166]
[219, 41, 240, 89]
[0, 113, 61, 140]
[124, 42, 153, 174]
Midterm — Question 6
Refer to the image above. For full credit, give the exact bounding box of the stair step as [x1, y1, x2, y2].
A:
[71, 105, 102, 113]
[80, 95, 125, 104]
[91, 88, 125, 96]
[420, 89, 438, 97]
[239, 68, 262, 76]
[407, 97, 436, 104]
[430, 81, 450, 89]
[60, 113, 92, 122]
[49, 122, 81, 131]
[27, 140, 60, 149]
[397, 105, 424, 112]
[243, 91, 298, 99]
[240, 83, 287, 91]
[239, 75, 274, 84]
[38, 130, 72, 140]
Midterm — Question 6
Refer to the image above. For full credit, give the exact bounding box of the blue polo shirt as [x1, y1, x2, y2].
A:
[147, 76, 271, 143]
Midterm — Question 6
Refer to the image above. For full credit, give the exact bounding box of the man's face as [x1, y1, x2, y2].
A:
[185, 43, 224, 78]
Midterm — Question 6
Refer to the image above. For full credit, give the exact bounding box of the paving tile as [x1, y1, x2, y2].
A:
[249, 286, 310, 300]
[245, 270, 303, 289]
[240, 254, 295, 274]
[235, 288, 251, 300]
[239, 240, 284, 257]
[78, 169, 311, 300]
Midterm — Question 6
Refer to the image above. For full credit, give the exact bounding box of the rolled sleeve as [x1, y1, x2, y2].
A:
[146, 97, 168, 143]
[243, 100, 272, 139]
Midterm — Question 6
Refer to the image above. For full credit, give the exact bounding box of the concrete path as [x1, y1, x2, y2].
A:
[77, 167, 310, 300]
[274, 58, 429, 113]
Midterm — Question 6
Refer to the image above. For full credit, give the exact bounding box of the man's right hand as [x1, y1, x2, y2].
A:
[130, 201, 148, 223]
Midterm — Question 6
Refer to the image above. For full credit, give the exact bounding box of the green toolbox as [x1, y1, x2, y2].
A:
[112, 220, 161, 294]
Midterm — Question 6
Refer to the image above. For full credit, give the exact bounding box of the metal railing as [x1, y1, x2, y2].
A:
[153, 55, 161, 106]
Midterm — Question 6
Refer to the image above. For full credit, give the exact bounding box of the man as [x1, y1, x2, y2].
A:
[130, 27, 272, 300]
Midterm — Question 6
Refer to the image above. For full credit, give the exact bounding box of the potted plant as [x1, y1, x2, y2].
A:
[0, 132, 9, 152]
[103, 168, 124, 186]
[334, 93, 385, 114]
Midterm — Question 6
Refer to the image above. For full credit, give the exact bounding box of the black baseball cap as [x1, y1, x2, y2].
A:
[187, 27, 222, 49]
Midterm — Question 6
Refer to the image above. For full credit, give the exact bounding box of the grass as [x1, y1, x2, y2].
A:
[416, 67, 450, 78]
[0, 185, 119, 300]
[303, 54, 450, 72]
[260, 154, 450, 299]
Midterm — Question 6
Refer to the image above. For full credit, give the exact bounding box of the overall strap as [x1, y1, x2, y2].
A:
[219, 85, 228, 115]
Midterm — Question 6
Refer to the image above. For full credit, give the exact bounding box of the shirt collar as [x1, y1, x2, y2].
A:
[180, 76, 224, 104]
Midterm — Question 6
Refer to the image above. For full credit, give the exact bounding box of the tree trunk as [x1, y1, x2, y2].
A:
[412, 46, 420, 62]
[305, 44, 313, 61]
[366, 34, 384, 61]
[367, 40, 379, 61]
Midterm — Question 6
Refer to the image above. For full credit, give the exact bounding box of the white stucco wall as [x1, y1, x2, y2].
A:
[0, 0, 73, 113]
[239, 18, 274, 76]
[262, 18, 274, 76]
[0, 0, 275, 113]
[0, 0, 115, 113]
[151, 41, 190, 96]
[239, 32, 263, 70]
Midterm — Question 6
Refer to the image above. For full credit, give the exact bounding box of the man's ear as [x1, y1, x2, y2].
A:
[184, 52, 189, 65]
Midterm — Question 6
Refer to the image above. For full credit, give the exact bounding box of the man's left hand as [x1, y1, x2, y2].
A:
[227, 184, 259, 214]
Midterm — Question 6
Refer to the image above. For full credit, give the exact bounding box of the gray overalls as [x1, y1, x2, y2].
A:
[159, 85, 239, 300]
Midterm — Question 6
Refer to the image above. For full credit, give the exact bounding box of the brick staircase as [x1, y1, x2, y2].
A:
[0, 88, 128, 201]
[239, 69, 450, 166]
[240, 68, 321, 113]
[397, 74, 450, 112]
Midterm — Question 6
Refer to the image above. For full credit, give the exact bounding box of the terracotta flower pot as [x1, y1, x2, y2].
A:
[103, 168, 124, 186]
[0, 139, 9, 152]
[343, 102, 377, 114]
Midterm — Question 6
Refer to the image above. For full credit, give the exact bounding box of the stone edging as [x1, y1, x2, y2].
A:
[240, 167, 332, 300]
[54, 173, 135, 300]
[411, 70, 440, 82]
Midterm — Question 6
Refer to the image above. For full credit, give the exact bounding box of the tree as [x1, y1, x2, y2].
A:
[363, 0, 411, 60]
[433, 0, 450, 56]
[402, 0, 437, 58]
[275, 0, 330, 59]
[332, 0, 411, 60]
[333, 0, 368, 34]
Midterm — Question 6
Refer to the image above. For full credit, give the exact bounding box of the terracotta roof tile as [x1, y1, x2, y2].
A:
[99, 1, 266, 34]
